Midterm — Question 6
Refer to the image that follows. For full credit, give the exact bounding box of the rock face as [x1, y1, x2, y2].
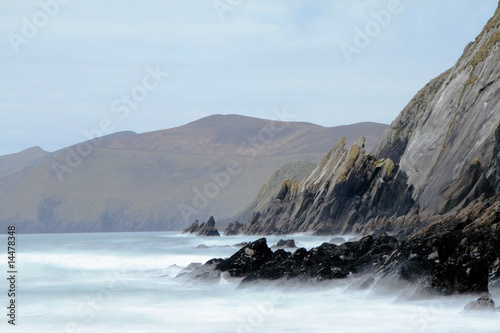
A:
[240, 4, 500, 237]
[380, 196, 500, 294]
[182, 217, 220, 236]
[242, 136, 415, 235]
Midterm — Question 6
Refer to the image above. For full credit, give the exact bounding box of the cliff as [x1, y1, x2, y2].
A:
[242, 4, 500, 236]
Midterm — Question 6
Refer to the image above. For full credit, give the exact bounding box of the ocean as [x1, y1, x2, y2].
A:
[1, 231, 498, 332]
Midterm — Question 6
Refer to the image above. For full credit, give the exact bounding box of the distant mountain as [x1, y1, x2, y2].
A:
[0, 115, 387, 233]
[100, 114, 386, 155]
[0, 146, 48, 176]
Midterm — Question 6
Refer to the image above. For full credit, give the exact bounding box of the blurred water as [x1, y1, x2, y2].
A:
[0, 232, 498, 332]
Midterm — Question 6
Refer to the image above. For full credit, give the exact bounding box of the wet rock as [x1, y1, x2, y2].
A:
[380, 197, 500, 295]
[216, 238, 274, 277]
[210, 234, 398, 284]
[464, 294, 496, 312]
[272, 239, 296, 248]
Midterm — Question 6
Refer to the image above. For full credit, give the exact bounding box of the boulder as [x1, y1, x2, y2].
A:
[464, 294, 496, 312]
[273, 239, 296, 248]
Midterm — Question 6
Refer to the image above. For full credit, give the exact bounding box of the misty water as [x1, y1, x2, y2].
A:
[1, 232, 499, 332]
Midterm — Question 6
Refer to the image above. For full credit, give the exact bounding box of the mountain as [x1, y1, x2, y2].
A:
[0, 146, 48, 176]
[100, 115, 386, 155]
[242, 4, 500, 237]
[0, 115, 387, 233]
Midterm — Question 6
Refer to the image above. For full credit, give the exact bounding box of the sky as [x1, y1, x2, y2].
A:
[0, 0, 498, 156]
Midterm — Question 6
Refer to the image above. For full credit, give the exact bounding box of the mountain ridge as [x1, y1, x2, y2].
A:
[0, 116, 387, 233]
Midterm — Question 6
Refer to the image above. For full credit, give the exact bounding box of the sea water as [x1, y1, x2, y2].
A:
[0, 232, 498, 333]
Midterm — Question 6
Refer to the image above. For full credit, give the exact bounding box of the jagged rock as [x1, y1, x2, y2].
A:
[272, 239, 296, 248]
[202, 235, 399, 284]
[464, 294, 496, 312]
[182, 220, 199, 234]
[380, 196, 500, 295]
[224, 221, 244, 236]
[216, 238, 274, 277]
[242, 136, 415, 236]
[196, 216, 221, 236]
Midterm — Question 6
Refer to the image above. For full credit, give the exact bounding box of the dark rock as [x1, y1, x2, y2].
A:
[233, 242, 249, 248]
[224, 221, 244, 236]
[209, 234, 399, 284]
[464, 294, 496, 312]
[182, 220, 200, 234]
[400, 257, 432, 283]
[273, 239, 296, 248]
[216, 238, 274, 277]
[196, 216, 220, 236]
[380, 197, 500, 295]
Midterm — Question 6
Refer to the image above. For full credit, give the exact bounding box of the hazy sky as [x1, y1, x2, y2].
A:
[1, 0, 498, 156]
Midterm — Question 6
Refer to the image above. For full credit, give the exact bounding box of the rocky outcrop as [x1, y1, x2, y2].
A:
[242, 136, 415, 235]
[223, 221, 243, 236]
[184, 235, 398, 284]
[197, 216, 220, 236]
[464, 294, 496, 312]
[272, 239, 296, 248]
[182, 216, 220, 236]
[185, 195, 500, 295]
[239, 3, 500, 236]
[379, 196, 500, 294]
[216, 238, 274, 277]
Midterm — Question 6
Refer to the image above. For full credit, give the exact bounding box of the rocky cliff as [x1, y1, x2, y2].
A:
[242, 4, 500, 236]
